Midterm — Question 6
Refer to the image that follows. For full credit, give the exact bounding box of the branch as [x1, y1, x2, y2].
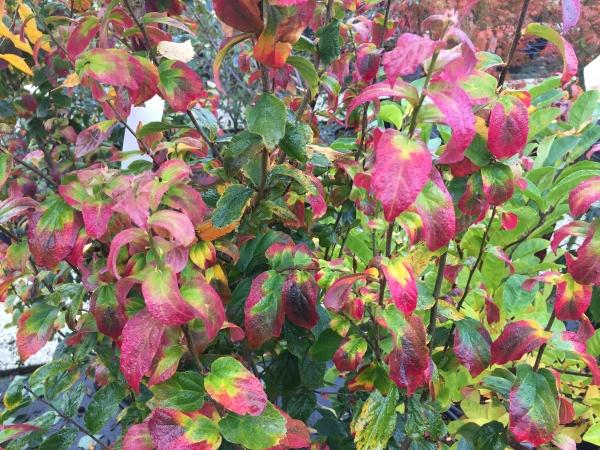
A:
[428, 252, 447, 354]
[533, 311, 556, 371]
[23, 385, 109, 450]
[0, 146, 58, 189]
[497, 0, 531, 88]
[182, 324, 204, 372]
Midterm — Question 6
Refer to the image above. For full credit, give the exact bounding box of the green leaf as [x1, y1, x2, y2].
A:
[219, 402, 286, 449]
[246, 93, 287, 150]
[136, 121, 176, 138]
[38, 428, 78, 450]
[309, 328, 343, 361]
[378, 101, 405, 129]
[352, 387, 399, 450]
[503, 274, 536, 316]
[191, 107, 219, 141]
[527, 107, 561, 141]
[269, 164, 317, 195]
[569, 90, 600, 130]
[280, 119, 313, 162]
[0, 151, 12, 189]
[583, 422, 600, 446]
[150, 371, 205, 412]
[212, 184, 254, 228]
[587, 329, 600, 358]
[84, 382, 125, 434]
[223, 131, 264, 176]
[287, 55, 319, 97]
[316, 20, 341, 65]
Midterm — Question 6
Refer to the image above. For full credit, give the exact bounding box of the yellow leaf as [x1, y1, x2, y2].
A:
[17, 1, 51, 52]
[0, 21, 33, 54]
[61, 72, 80, 88]
[0, 53, 33, 75]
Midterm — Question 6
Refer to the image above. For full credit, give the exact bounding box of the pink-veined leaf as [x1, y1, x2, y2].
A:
[120, 309, 166, 393]
[123, 423, 154, 450]
[524, 23, 578, 84]
[491, 320, 550, 365]
[488, 95, 529, 159]
[458, 173, 488, 217]
[282, 271, 319, 329]
[333, 336, 368, 372]
[158, 60, 206, 112]
[378, 306, 429, 396]
[568, 176, 600, 217]
[27, 196, 83, 269]
[16, 303, 58, 361]
[383, 33, 442, 85]
[163, 184, 209, 227]
[551, 220, 589, 253]
[566, 220, 600, 285]
[553, 331, 600, 384]
[428, 83, 476, 164]
[0, 196, 37, 224]
[346, 80, 419, 122]
[148, 210, 196, 247]
[370, 130, 432, 222]
[306, 172, 327, 220]
[562, 0, 581, 34]
[481, 162, 515, 205]
[454, 318, 492, 377]
[381, 257, 418, 315]
[66, 16, 100, 61]
[74, 120, 117, 158]
[244, 270, 286, 348]
[147, 407, 222, 450]
[142, 265, 198, 326]
[323, 273, 369, 312]
[148, 331, 185, 387]
[412, 168, 456, 251]
[509, 365, 559, 446]
[204, 356, 267, 416]
[107, 228, 148, 279]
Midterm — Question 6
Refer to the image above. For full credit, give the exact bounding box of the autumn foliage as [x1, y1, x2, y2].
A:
[1, 0, 600, 449]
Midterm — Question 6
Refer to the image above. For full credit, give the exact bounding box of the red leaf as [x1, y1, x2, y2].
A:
[91, 284, 126, 340]
[381, 257, 418, 315]
[81, 202, 113, 239]
[412, 168, 456, 251]
[356, 43, 381, 83]
[147, 408, 221, 450]
[27, 197, 83, 269]
[501, 212, 518, 230]
[428, 84, 476, 164]
[383, 33, 442, 85]
[163, 184, 209, 227]
[158, 60, 206, 112]
[333, 336, 368, 372]
[557, 332, 600, 384]
[323, 273, 368, 312]
[488, 96, 529, 159]
[204, 356, 267, 416]
[66, 16, 100, 61]
[569, 176, 600, 217]
[271, 408, 311, 449]
[282, 271, 319, 329]
[74, 120, 116, 158]
[123, 423, 154, 450]
[551, 220, 589, 253]
[244, 271, 286, 348]
[371, 130, 432, 222]
[16, 303, 57, 361]
[148, 210, 196, 247]
[566, 220, 600, 285]
[213, 0, 263, 33]
[76, 48, 141, 90]
[107, 228, 148, 279]
[555, 274, 591, 321]
[491, 320, 550, 365]
[120, 309, 165, 393]
[142, 266, 198, 326]
[481, 162, 515, 206]
[454, 318, 492, 377]
[346, 81, 419, 122]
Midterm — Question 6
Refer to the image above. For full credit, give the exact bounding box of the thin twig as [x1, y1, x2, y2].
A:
[497, 0, 531, 88]
[0, 146, 58, 188]
[428, 252, 447, 354]
[24, 385, 109, 450]
[182, 325, 204, 372]
[533, 311, 556, 371]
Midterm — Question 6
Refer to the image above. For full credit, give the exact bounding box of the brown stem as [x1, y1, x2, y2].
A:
[533, 311, 556, 371]
[182, 325, 204, 372]
[122, 0, 157, 64]
[381, 0, 393, 34]
[497, 0, 531, 88]
[428, 252, 447, 354]
[24, 386, 109, 450]
[442, 207, 497, 354]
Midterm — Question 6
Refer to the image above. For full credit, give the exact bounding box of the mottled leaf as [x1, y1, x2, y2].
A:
[488, 96, 529, 159]
[381, 257, 418, 315]
[454, 318, 492, 377]
[244, 270, 286, 348]
[352, 387, 399, 450]
[491, 320, 550, 365]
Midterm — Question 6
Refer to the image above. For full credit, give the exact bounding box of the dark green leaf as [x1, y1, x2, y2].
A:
[150, 371, 205, 412]
[219, 402, 286, 449]
[212, 184, 254, 228]
[84, 382, 125, 434]
[246, 93, 287, 149]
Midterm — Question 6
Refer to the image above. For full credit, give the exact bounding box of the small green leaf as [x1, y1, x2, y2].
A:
[223, 131, 264, 176]
[212, 184, 254, 228]
[136, 121, 177, 138]
[352, 387, 399, 450]
[316, 20, 341, 65]
[3, 375, 25, 410]
[219, 402, 286, 449]
[583, 422, 600, 446]
[84, 382, 125, 434]
[280, 119, 313, 163]
[150, 371, 205, 412]
[569, 90, 600, 130]
[0, 151, 12, 189]
[38, 428, 78, 450]
[288, 55, 319, 97]
[309, 328, 343, 361]
[246, 93, 287, 150]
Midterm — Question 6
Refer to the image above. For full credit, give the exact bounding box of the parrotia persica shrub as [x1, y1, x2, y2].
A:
[1, 0, 600, 448]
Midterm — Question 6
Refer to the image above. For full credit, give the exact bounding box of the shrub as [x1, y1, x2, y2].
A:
[0, 0, 599, 449]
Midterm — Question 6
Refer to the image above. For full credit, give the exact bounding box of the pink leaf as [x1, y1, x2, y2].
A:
[107, 228, 148, 279]
[568, 176, 600, 217]
[346, 81, 419, 122]
[488, 96, 529, 159]
[370, 130, 432, 222]
[148, 210, 196, 247]
[382, 33, 442, 85]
